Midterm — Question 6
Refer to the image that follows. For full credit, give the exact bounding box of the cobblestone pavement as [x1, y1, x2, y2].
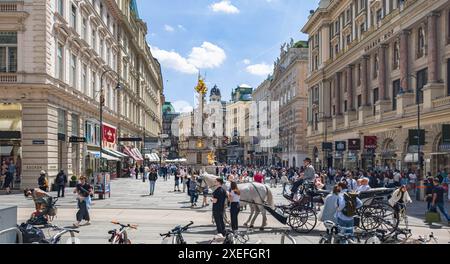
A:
[1, 176, 449, 244]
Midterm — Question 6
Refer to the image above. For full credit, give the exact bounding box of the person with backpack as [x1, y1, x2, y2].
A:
[336, 191, 362, 243]
[55, 170, 67, 198]
[189, 175, 199, 208]
[174, 169, 181, 192]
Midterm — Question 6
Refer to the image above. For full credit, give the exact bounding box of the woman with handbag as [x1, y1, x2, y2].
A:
[73, 176, 93, 228]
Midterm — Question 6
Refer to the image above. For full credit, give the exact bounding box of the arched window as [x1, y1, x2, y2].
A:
[417, 27, 425, 58]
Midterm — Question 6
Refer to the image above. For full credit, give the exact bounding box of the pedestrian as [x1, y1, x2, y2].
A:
[356, 178, 371, 192]
[280, 173, 289, 194]
[174, 169, 181, 192]
[318, 185, 341, 223]
[140, 165, 145, 182]
[135, 166, 139, 180]
[212, 178, 227, 237]
[73, 176, 93, 228]
[345, 171, 357, 192]
[148, 167, 158, 196]
[38, 170, 48, 192]
[202, 184, 210, 207]
[431, 178, 450, 224]
[182, 169, 188, 193]
[336, 191, 363, 243]
[408, 170, 417, 193]
[393, 170, 401, 187]
[130, 166, 136, 179]
[189, 175, 198, 207]
[228, 181, 240, 232]
[2, 161, 14, 194]
[55, 170, 67, 198]
[425, 177, 434, 210]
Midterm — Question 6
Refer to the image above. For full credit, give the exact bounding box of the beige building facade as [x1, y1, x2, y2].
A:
[303, 0, 450, 174]
[0, 0, 163, 189]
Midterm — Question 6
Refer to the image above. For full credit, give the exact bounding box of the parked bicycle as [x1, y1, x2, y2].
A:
[108, 221, 138, 244]
[160, 221, 193, 244]
[319, 221, 359, 244]
[364, 228, 438, 244]
[17, 223, 79, 244]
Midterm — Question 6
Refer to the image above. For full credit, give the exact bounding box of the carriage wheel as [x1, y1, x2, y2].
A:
[361, 202, 399, 235]
[288, 206, 317, 234]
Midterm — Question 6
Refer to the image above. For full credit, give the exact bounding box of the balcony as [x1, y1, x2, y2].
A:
[0, 1, 17, 12]
[0, 73, 17, 83]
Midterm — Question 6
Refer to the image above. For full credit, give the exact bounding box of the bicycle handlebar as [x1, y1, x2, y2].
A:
[111, 221, 138, 229]
[160, 221, 194, 237]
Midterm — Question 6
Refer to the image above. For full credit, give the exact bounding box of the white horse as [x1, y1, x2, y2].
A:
[198, 172, 274, 230]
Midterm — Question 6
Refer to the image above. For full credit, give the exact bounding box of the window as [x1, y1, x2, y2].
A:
[57, 0, 64, 15]
[393, 41, 400, 69]
[333, 105, 336, 116]
[335, 44, 339, 56]
[100, 38, 104, 59]
[70, 5, 77, 31]
[417, 27, 425, 58]
[107, 14, 110, 29]
[92, 30, 96, 51]
[447, 59, 450, 96]
[81, 17, 87, 40]
[376, 9, 383, 24]
[374, 54, 379, 79]
[373, 88, 379, 115]
[360, 23, 365, 36]
[344, 100, 348, 112]
[91, 71, 96, 98]
[360, 0, 366, 11]
[71, 114, 79, 136]
[346, 35, 351, 46]
[357, 63, 361, 86]
[70, 54, 77, 88]
[58, 109, 66, 135]
[416, 68, 428, 104]
[357, 94, 362, 108]
[346, 9, 351, 23]
[100, 3, 104, 18]
[393, 79, 400, 110]
[0, 32, 17, 73]
[56, 43, 63, 79]
[82, 64, 87, 94]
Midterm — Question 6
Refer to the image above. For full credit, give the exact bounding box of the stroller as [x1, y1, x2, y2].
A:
[27, 197, 58, 226]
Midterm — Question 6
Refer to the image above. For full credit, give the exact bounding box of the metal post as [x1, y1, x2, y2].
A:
[100, 76, 104, 171]
[417, 94, 422, 201]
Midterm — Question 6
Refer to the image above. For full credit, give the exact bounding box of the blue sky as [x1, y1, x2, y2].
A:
[136, 0, 320, 112]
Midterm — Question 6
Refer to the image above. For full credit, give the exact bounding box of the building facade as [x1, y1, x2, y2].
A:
[162, 102, 180, 160]
[303, 0, 450, 174]
[252, 79, 272, 166]
[0, 0, 163, 189]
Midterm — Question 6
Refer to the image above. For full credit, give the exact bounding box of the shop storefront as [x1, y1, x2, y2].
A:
[431, 144, 450, 175]
[0, 103, 22, 187]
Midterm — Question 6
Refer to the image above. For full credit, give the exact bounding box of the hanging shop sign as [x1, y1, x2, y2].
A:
[335, 141, 347, 152]
[348, 139, 361, 151]
[408, 129, 425, 146]
[364, 136, 378, 149]
[322, 142, 333, 152]
[69, 137, 87, 143]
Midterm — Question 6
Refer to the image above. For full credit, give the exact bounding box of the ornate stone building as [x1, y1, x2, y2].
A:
[303, 0, 450, 174]
[0, 0, 163, 188]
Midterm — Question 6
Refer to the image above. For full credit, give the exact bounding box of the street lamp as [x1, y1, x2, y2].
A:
[99, 69, 122, 171]
[400, 74, 423, 201]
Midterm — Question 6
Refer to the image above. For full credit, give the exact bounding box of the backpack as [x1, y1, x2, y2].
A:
[19, 223, 45, 243]
[342, 193, 358, 217]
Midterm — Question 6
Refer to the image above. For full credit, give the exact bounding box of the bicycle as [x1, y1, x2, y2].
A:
[364, 228, 438, 244]
[108, 221, 138, 244]
[319, 221, 359, 244]
[18, 223, 80, 244]
[43, 225, 80, 244]
[160, 221, 193, 244]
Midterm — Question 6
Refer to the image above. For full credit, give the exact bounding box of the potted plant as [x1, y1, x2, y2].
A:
[69, 176, 78, 187]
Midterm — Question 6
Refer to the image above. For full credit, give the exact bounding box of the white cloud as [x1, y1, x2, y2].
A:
[172, 101, 194, 113]
[246, 63, 272, 76]
[164, 24, 175, 32]
[187, 42, 226, 69]
[210, 0, 240, 14]
[242, 59, 251, 65]
[150, 42, 226, 74]
[177, 25, 186, 31]
[150, 46, 198, 74]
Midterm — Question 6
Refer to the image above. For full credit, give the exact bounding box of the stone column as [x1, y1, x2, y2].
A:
[335, 72, 342, 115]
[347, 65, 354, 110]
[400, 30, 410, 91]
[427, 12, 439, 84]
[361, 56, 369, 106]
[378, 44, 387, 100]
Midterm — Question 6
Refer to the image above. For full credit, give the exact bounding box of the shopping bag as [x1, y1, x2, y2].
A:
[425, 211, 441, 224]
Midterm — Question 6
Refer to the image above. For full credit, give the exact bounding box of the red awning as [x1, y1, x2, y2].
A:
[123, 146, 143, 161]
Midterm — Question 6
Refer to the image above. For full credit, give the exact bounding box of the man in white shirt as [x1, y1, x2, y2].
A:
[345, 172, 358, 192]
[408, 171, 417, 193]
[393, 170, 401, 187]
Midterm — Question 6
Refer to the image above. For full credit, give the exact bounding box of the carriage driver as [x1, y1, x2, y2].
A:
[290, 158, 316, 199]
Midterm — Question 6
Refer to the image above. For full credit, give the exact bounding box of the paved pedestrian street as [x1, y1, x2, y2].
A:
[1, 177, 449, 244]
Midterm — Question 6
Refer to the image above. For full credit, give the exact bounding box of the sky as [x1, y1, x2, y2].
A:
[136, 0, 320, 113]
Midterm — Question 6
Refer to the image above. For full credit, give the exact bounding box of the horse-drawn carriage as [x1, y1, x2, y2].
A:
[271, 183, 399, 234]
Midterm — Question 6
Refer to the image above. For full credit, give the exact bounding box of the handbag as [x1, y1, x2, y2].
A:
[425, 209, 441, 224]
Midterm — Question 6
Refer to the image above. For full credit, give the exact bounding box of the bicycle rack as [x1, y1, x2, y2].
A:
[0, 227, 23, 244]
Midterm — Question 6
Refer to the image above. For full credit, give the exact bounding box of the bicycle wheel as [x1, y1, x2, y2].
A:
[364, 236, 381, 244]
[288, 206, 317, 234]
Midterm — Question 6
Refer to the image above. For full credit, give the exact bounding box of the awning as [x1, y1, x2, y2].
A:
[87, 151, 120, 161]
[404, 153, 419, 163]
[103, 148, 128, 159]
[145, 153, 160, 162]
[132, 147, 144, 161]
